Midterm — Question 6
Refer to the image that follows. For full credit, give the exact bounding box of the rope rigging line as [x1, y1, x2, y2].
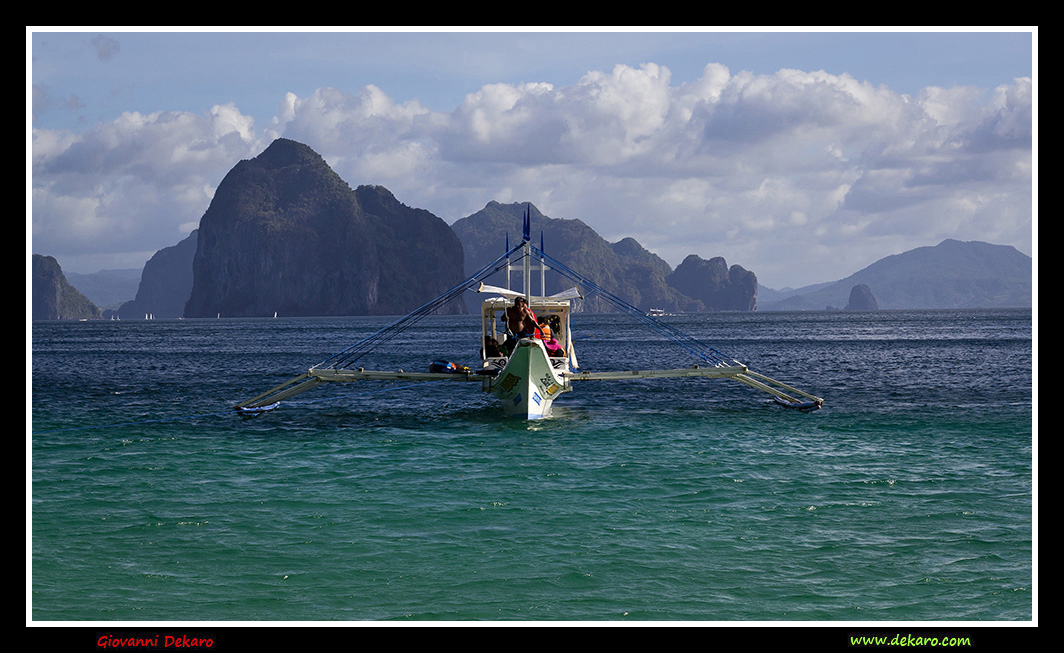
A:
[312, 241, 527, 371]
[296, 232, 741, 374]
[531, 244, 743, 368]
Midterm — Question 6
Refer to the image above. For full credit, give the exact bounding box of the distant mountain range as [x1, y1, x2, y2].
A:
[49, 232, 1033, 320]
[757, 239, 1032, 311]
[35, 139, 1033, 320]
[63, 268, 141, 310]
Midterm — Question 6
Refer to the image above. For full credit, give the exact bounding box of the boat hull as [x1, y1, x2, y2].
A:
[489, 338, 570, 418]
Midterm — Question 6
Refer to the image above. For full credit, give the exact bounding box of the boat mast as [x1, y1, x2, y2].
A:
[540, 231, 547, 298]
[503, 205, 547, 300]
[522, 205, 532, 304]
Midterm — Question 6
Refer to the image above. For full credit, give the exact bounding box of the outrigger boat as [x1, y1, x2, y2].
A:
[235, 206, 823, 419]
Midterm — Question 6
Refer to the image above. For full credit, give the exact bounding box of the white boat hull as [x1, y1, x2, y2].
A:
[489, 338, 571, 418]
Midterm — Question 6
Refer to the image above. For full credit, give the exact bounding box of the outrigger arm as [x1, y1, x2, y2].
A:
[233, 367, 489, 416]
[564, 364, 823, 411]
[235, 360, 822, 417]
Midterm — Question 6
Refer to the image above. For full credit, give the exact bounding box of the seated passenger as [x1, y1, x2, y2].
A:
[484, 336, 504, 358]
[539, 323, 565, 357]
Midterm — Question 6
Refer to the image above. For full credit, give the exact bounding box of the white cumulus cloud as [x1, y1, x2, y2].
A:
[31, 62, 1032, 288]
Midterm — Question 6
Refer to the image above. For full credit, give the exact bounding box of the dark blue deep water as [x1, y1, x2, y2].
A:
[30, 309, 1033, 628]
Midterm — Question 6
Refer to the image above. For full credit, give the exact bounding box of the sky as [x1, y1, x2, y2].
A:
[28, 28, 1036, 289]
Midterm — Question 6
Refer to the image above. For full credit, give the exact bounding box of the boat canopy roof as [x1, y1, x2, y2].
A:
[473, 282, 583, 302]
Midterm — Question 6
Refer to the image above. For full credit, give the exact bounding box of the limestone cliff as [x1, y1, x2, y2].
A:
[117, 230, 197, 319]
[451, 202, 704, 312]
[32, 254, 101, 320]
[666, 254, 758, 311]
[184, 139, 465, 317]
[844, 284, 879, 311]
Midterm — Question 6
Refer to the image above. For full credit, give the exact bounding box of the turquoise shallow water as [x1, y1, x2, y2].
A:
[30, 309, 1033, 624]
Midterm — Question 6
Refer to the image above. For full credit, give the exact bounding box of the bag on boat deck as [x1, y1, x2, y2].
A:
[429, 360, 470, 374]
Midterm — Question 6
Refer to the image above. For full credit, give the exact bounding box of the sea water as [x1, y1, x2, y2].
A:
[30, 309, 1033, 624]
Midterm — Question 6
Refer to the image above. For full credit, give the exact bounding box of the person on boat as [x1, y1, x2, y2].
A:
[483, 336, 504, 358]
[503, 296, 539, 354]
[539, 322, 565, 357]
